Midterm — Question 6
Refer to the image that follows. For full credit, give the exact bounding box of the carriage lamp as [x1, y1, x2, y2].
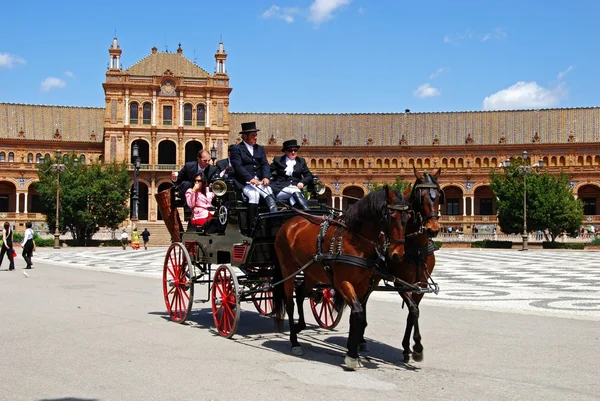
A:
[210, 143, 217, 163]
[131, 142, 140, 221]
[50, 149, 78, 249]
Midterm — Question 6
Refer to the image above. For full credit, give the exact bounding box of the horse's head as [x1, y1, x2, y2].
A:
[410, 167, 443, 237]
[382, 185, 412, 263]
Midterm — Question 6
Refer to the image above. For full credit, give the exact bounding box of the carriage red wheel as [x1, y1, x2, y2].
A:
[163, 243, 194, 323]
[251, 286, 273, 316]
[310, 288, 344, 329]
[211, 265, 240, 338]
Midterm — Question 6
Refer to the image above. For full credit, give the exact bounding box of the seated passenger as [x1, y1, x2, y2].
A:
[230, 122, 278, 230]
[185, 173, 215, 229]
[270, 139, 311, 211]
[171, 150, 219, 200]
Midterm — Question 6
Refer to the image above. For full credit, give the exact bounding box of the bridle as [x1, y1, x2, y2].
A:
[407, 177, 443, 237]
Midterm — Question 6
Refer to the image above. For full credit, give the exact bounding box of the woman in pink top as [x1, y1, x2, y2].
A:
[185, 172, 215, 227]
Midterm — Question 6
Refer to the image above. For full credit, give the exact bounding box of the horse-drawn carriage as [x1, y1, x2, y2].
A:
[157, 175, 343, 337]
[156, 169, 443, 368]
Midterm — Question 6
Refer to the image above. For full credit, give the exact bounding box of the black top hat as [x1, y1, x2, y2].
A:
[240, 121, 260, 134]
[281, 139, 300, 152]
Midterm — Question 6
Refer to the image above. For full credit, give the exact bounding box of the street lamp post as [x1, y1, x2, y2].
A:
[500, 150, 544, 251]
[131, 143, 140, 221]
[50, 149, 77, 249]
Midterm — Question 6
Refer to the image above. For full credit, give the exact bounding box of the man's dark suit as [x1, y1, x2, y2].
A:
[174, 161, 219, 197]
[230, 143, 270, 190]
[269, 156, 313, 195]
[215, 158, 233, 178]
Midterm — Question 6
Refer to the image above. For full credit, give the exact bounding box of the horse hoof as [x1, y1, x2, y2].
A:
[412, 351, 423, 362]
[358, 342, 369, 353]
[403, 353, 410, 363]
[291, 346, 303, 356]
[344, 355, 363, 370]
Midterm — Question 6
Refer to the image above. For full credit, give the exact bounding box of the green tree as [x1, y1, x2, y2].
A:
[371, 176, 411, 193]
[490, 160, 583, 242]
[36, 155, 130, 245]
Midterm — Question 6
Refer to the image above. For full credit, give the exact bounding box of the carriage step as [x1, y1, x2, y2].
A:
[193, 299, 209, 304]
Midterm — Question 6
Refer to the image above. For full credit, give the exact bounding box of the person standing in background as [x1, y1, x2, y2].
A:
[131, 227, 140, 250]
[120, 229, 129, 250]
[21, 221, 35, 269]
[0, 222, 15, 271]
[141, 228, 151, 250]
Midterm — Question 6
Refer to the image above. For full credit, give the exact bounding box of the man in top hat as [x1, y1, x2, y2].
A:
[216, 144, 236, 179]
[171, 149, 219, 199]
[269, 139, 312, 210]
[230, 122, 278, 230]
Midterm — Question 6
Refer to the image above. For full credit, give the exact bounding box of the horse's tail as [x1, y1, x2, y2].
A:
[272, 264, 287, 326]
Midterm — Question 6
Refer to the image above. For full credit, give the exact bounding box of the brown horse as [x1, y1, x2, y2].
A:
[390, 168, 443, 363]
[272, 186, 412, 370]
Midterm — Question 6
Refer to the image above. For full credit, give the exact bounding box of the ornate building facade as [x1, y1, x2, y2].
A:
[0, 38, 599, 233]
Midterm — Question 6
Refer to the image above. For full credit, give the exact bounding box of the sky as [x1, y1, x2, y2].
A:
[1, 0, 598, 113]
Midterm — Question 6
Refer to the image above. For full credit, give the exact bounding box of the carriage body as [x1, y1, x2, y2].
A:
[159, 177, 339, 337]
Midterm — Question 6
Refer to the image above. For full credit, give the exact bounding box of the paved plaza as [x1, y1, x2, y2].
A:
[30, 247, 600, 321]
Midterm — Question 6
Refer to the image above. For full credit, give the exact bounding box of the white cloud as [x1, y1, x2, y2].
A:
[444, 28, 506, 44]
[429, 67, 445, 80]
[481, 27, 507, 42]
[557, 65, 574, 80]
[0, 52, 26, 68]
[308, 0, 351, 25]
[40, 77, 66, 92]
[262, 5, 301, 23]
[414, 83, 441, 98]
[443, 30, 473, 45]
[65, 70, 74, 78]
[482, 81, 566, 110]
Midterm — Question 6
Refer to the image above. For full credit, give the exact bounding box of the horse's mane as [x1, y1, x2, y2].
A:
[344, 188, 404, 232]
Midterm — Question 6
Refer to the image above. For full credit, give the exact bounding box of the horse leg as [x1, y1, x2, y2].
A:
[400, 293, 419, 363]
[285, 279, 303, 356]
[411, 295, 425, 361]
[358, 295, 371, 353]
[294, 280, 308, 333]
[339, 281, 366, 370]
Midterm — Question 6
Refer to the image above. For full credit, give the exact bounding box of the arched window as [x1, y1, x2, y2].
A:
[44, 153, 50, 161]
[0, 152, 5, 162]
[8, 152, 14, 162]
[28, 153, 33, 163]
[80, 154, 86, 164]
[36, 153, 43, 163]
[142, 103, 151, 125]
[196, 104, 205, 126]
[63, 154, 69, 164]
[130, 102, 139, 124]
[318, 159, 324, 168]
[183, 104, 192, 126]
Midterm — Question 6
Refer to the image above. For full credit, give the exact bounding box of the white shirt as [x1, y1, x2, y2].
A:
[22, 228, 34, 246]
[284, 156, 296, 176]
[243, 141, 254, 156]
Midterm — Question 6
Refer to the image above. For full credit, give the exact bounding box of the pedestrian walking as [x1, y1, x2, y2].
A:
[120, 229, 129, 250]
[21, 221, 35, 269]
[131, 227, 140, 250]
[0, 221, 15, 271]
[141, 228, 150, 250]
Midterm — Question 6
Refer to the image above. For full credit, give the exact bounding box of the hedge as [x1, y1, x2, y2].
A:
[542, 242, 585, 250]
[470, 240, 513, 249]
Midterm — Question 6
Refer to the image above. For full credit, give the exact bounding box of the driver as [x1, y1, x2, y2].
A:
[230, 122, 278, 230]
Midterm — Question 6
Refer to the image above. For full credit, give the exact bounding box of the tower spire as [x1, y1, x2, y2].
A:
[214, 40, 227, 75]
[108, 37, 122, 70]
